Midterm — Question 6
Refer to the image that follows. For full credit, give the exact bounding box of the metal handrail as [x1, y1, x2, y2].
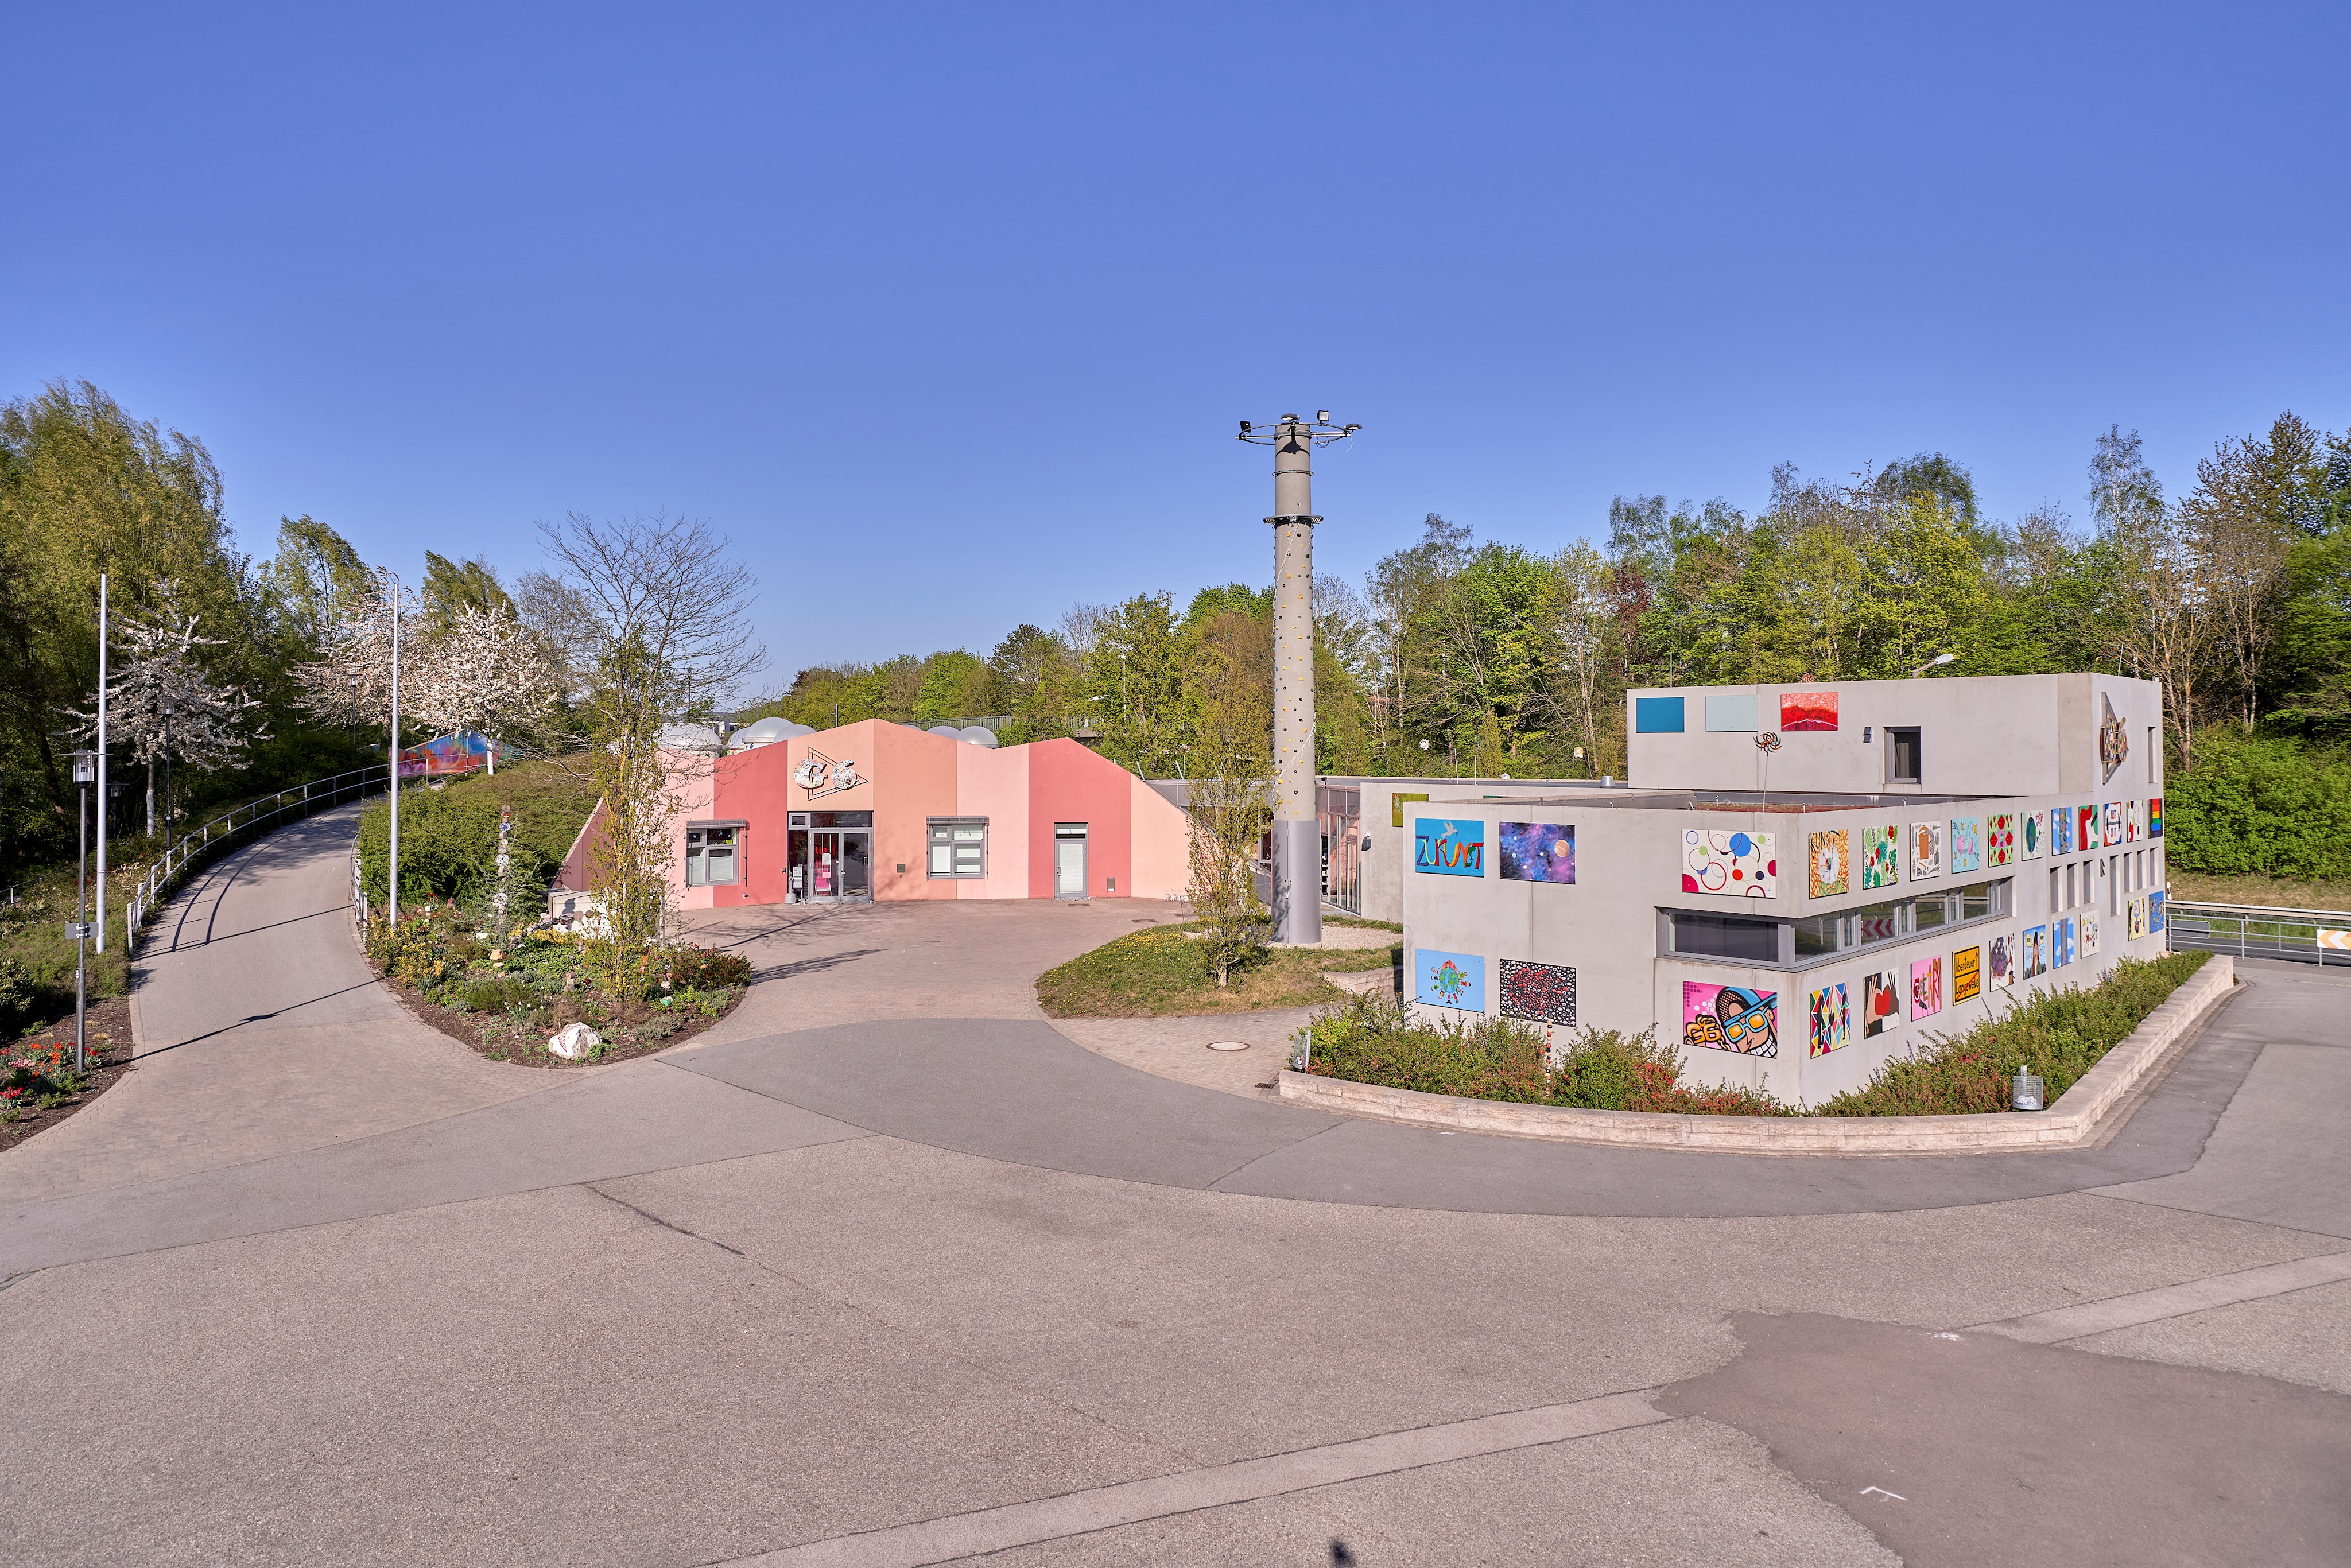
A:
[125, 764, 394, 949]
[2164, 898, 2351, 968]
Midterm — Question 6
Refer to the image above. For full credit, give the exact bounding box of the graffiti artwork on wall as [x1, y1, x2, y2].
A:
[1953, 944, 1981, 1003]
[1498, 959, 1576, 1025]
[1682, 981, 1778, 1056]
[1808, 829, 1849, 898]
[2021, 811, 2042, 860]
[2054, 916, 2077, 968]
[1414, 819, 1485, 877]
[2080, 910, 2100, 958]
[1780, 690, 1839, 732]
[1860, 825, 1901, 891]
[1682, 829, 1776, 898]
[2102, 802, 2123, 847]
[1986, 813, 2016, 867]
[1988, 933, 2016, 989]
[1809, 984, 1849, 1057]
[2100, 693, 2130, 783]
[2023, 924, 2051, 979]
[1415, 949, 1485, 1010]
[2149, 797, 2164, 837]
[1862, 971, 1900, 1037]
[1949, 817, 1983, 875]
[1910, 820, 1943, 880]
[1910, 955, 1943, 1020]
[1497, 822, 1575, 884]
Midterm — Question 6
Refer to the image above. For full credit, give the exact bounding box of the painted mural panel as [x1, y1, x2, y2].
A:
[1705, 693, 1758, 732]
[2054, 916, 2077, 968]
[1808, 984, 1849, 1057]
[1986, 813, 2016, 868]
[2099, 693, 2130, 783]
[1909, 820, 1943, 880]
[1683, 829, 1776, 899]
[2021, 811, 2043, 860]
[1780, 691, 1838, 732]
[2023, 925, 2051, 979]
[1498, 959, 1577, 1024]
[2150, 797, 2164, 837]
[1682, 981, 1778, 1056]
[1988, 933, 2016, 989]
[1415, 949, 1485, 1011]
[1953, 945, 1982, 1003]
[2149, 891, 2166, 933]
[2080, 910, 2101, 958]
[1807, 829, 1849, 898]
[2078, 805, 2098, 849]
[1860, 825, 1901, 891]
[1949, 817, 1983, 874]
[2125, 801, 2141, 842]
[2102, 802, 2122, 847]
[1910, 956, 1943, 1020]
[1634, 696, 1685, 733]
[1497, 822, 1575, 884]
[1415, 818, 1485, 877]
[1861, 971, 1900, 1037]
[2051, 808, 2073, 856]
[2127, 895, 2147, 941]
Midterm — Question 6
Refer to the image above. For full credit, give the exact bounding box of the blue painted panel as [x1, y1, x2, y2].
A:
[1635, 696, 1685, 733]
[1414, 818, 1485, 876]
[1414, 949, 1486, 1012]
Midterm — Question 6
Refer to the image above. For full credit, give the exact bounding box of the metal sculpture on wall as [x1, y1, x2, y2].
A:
[792, 748, 863, 799]
[2099, 693, 2130, 783]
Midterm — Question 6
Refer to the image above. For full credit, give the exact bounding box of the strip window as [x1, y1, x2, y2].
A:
[1790, 878, 2009, 961]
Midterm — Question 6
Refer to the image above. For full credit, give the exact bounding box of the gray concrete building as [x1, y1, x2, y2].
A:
[1390, 673, 2171, 1105]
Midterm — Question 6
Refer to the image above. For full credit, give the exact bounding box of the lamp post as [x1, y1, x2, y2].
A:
[69, 751, 95, 1074]
[160, 697, 176, 838]
[1236, 411, 1360, 945]
[382, 569, 405, 923]
[96, 573, 108, 953]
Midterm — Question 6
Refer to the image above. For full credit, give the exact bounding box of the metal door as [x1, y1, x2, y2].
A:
[1054, 824, 1087, 899]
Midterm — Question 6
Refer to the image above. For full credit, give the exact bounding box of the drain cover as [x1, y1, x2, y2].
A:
[1206, 1040, 1251, 1052]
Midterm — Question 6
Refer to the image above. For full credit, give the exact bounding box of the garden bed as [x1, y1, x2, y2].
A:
[0, 994, 134, 1152]
[365, 905, 750, 1068]
[1035, 924, 1399, 1018]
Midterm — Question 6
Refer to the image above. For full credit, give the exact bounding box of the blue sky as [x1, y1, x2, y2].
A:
[7, 4, 2346, 692]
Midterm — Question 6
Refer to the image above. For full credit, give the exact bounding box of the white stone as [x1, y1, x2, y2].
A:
[548, 1022, 602, 1061]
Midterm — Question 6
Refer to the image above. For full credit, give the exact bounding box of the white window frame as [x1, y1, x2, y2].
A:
[927, 817, 988, 879]
[686, 821, 746, 887]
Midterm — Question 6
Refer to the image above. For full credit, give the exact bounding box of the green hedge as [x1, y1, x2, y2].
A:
[2166, 731, 2351, 879]
[356, 760, 598, 914]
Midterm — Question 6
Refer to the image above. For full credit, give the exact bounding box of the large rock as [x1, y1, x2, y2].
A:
[547, 1022, 603, 1061]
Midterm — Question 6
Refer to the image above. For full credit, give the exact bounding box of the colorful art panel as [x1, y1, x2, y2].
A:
[1909, 821, 1943, 880]
[1634, 696, 1685, 733]
[1808, 984, 1850, 1057]
[1497, 822, 1576, 884]
[2125, 801, 2141, 842]
[1807, 829, 1850, 898]
[1414, 949, 1485, 1011]
[1861, 971, 1900, 1037]
[2127, 895, 2147, 941]
[2149, 797, 2164, 837]
[1987, 933, 2016, 989]
[1414, 818, 1485, 877]
[2102, 802, 2123, 847]
[1949, 817, 1983, 875]
[1780, 690, 1839, 732]
[1986, 813, 2016, 868]
[1682, 981, 1778, 1057]
[2021, 811, 2043, 860]
[2149, 891, 2166, 934]
[2100, 693, 2130, 783]
[1860, 825, 1901, 890]
[2080, 910, 2100, 958]
[1682, 829, 1776, 899]
[2051, 808, 2073, 856]
[2054, 916, 2077, 968]
[1953, 945, 1982, 1003]
[2078, 805, 2098, 850]
[1910, 956, 1943, 1020]
[1498, 959, 1577, 1024]
[2023, 924, 2051, 979]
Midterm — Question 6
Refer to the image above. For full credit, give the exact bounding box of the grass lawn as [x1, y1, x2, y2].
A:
[1035, 925, 1400, 1018]
[2166, 871, 2351, 913]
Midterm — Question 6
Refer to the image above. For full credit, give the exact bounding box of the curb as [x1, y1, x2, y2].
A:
[1277, 956, 2237, 1155]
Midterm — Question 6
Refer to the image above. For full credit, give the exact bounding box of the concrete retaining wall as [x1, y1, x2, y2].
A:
[1276, 955, 2235, 1154]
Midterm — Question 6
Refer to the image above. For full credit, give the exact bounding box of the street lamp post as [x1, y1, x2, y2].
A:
[385, 570, 404, 923]
[1236, 411, 1360, 945]
[70, 751, 95, 1074]
[160, 698, 176, 838]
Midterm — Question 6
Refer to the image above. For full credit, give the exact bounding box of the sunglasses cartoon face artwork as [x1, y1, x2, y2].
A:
[1683, 982, 1778, 1057]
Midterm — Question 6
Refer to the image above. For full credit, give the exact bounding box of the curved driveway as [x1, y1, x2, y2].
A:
[3, 814, 2346, 1567]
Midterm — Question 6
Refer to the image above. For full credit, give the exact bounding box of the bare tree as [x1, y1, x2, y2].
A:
[2090, 428, 2208, 764]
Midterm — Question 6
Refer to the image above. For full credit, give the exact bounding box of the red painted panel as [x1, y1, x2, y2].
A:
[1025, 739, 1134, 897]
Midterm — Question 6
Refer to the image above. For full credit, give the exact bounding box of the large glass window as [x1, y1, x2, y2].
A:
[1670, 911, 1782, 963]
[1791, 878, 2009, 960]
[685, 824, 740, 886]
[928, 818, 987, 878]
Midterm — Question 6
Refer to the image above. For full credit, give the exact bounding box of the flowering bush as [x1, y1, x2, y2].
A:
[2, 1042, 84, 1115]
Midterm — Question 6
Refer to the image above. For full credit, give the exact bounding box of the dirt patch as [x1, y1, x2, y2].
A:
[0, 994, 135, 1152]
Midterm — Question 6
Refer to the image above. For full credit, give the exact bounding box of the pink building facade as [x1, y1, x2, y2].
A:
[562, 720, 1193, 910]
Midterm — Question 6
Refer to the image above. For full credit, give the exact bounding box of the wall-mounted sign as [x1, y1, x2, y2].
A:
[1414, 818, 1485, 876]
[793, 749, 863, 799]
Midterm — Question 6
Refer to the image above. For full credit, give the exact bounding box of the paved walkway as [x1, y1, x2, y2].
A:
[2, 817, 2345, 1566]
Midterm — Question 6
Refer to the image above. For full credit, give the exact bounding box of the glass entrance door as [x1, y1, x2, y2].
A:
[806, 829, 872, 901]
[837, 830, 870, 899]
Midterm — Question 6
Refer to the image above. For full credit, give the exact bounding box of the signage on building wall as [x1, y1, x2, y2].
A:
[792, 748, 863, 799]
[1414, 818, 1485, 876]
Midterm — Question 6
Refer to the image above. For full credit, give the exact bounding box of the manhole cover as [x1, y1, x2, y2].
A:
[1206, 1040, 1251, 1052]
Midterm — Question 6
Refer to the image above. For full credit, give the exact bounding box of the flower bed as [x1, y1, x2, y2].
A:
[0, 995, 134, 1152]
[364, 903, 751, 1066]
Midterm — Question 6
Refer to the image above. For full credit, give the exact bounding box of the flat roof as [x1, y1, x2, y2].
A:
[1410, 789, 1992, 814]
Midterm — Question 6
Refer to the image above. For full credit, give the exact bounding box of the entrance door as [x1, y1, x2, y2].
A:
[837, 830, 871, 899]
[811, 830, 841, 897]
[806, 829, 872, 901]
[1054, 823, 1088, 899]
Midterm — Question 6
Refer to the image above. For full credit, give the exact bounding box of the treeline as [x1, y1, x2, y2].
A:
[760, 416, 2351, 814]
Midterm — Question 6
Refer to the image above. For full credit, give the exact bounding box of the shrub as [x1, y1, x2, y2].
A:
[456, 977, 539, 1015]
[660, 946, 752, 989]
[2166, 730, 2351, 879]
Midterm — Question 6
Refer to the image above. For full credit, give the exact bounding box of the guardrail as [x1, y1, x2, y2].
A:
[2166, 900, 2351, 968]
[126, 764, 394, 949]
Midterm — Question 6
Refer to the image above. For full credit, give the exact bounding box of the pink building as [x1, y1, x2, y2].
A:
[561, 720, 1193, 910]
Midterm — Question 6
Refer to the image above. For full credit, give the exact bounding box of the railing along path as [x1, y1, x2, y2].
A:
[126, 764, 393, 949]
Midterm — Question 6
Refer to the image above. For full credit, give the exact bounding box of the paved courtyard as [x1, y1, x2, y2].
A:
[2, 806, 2346, 1566]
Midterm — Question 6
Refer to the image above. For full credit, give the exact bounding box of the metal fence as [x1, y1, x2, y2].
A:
[126, 764, 393, 949]
[2166, 901, 2351, 968]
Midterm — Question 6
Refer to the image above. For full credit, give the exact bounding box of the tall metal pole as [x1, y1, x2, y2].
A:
[96, 574, 107, 952]
[389, 573, 402, 923]
[1237, 411, 1360, 944]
